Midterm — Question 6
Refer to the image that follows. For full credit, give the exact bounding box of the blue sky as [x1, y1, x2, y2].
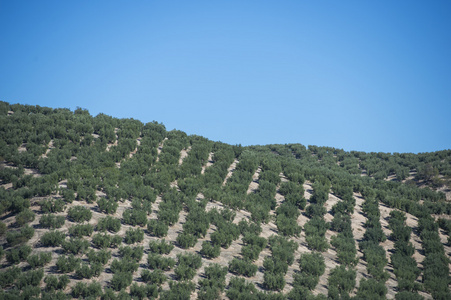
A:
[1, 1, 450, 153]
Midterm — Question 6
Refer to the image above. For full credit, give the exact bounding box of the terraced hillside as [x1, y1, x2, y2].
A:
[0, 102, 450, 299]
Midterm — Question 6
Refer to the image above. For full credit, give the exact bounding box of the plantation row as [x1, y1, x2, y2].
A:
[0, 102, 450, 299]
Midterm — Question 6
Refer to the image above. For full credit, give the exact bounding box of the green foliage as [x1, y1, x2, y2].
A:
[123, 208, 147, 226]
[303, 217, 329, 252]
[175, 252, 203, 280]
[238, 219, 262, 236]
[69, 223, 94, 237]
[147, 253, 176, 270]
[228, 258, 258, 277]
[263, 272, 286, 291]
[356, 278, 387, 300]
[3, 102, 451, 300]
[148, 239, 174, 254]
[226, 277, 258, 299]
[124, 227, 144, 244]
[119, 246, 144, 262]
[87, 249, 111, 265]
[92, 233, 122, 249]
[331, 234, 358, 266]
[130, 283, 159, 300]
[209, 218, 240, 249]
[201, 263, 228, 289]
[241, 233, 267, 261]
[141, 269, 167, 286]
[72, 281, 102, 298]
[97, 216, 121, 233]
[111, 272, 133, 291]
[160, 281, 195, 300]
[147, 219, 169, 237]
[67, 205, 92, 222]
[56, 254, 81, 273]
[39, 213, 65, 229]
[110, 258, 139, 274]
[0, 266, 21, 288]
[27, 252, 52, 268]
[97, 197, 118, 214]
[61, 237, 90, 254]
[422, 253, 451, 297]
[15, 208, 35, 226]
[62, 188, 76, 203]
[299, 252, 326, 278]
[6, 245, 32, 264]
[327, 266, 356, 299]
[16, 268, 44, 288]
[40, 198, 65, 213]
[200, 241, 221, 259]
[176, 232, 198, 248]
[44, 275, 69, 292]
[0, 221, 6, 236]
[75, 262, 103, 279]
[6, 224, 35, 246]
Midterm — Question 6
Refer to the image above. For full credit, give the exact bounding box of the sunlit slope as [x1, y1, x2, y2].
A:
[0, 101, 450, 299]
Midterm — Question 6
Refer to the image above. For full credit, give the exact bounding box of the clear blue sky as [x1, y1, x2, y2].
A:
[1, 1, 450, 153]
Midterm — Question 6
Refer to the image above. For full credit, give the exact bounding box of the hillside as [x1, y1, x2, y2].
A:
[0, 101, 450, 300]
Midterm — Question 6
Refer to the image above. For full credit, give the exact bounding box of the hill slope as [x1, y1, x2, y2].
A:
[0, 102, 450, 299]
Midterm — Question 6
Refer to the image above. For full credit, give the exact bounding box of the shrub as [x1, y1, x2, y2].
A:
[61, 237, 90, 254]
[62, 188, 75, 203]
[119, 246, 144, 262]
[27, 252, 52, 268]
[200, 241, 221, 259]
[0, 221, 6, 236]
[71, 281, 102, 298]
[69, 223, 94, 237]
[176, 232, 197, 248]
[92, 233, 113, 249]
[6, 245, 32, 264]
[44, 275, 69, 292]
[299, 252, 326, 277]
[201, 263, 228, 290]
[175, 252, 202, 280]
[67, 205, 92, 222]
[124, 227, 144, 244]
[75, 262, 102, 279]
[228, 258, 258, 277]
[41, 230, 65, 247]
[0, 266, 21, 288]
[40, 198, 65, 213]
[96, 216, 121, 233]
[263, 272, 285, 291]
[226, 277, 258, 299]
[16, 268, 44, 288]
[147, 219, 169, 237]
[97, 197, 118, 214]
[148, 239, 174, 254]
[123, 208, 147, 226]
[87, 249, 111, 265]
[147, 253, 176, 270]
[6, 224, 35, 246]
[130, 283, 159, 300]
[39, 214, 65, 229]
[160, 281, 195, 300]
[110, 258, 139, 273]
[141, 269, 167, 286]
[356, 278, 387, 300]
[238, 219, 262, 236]
[110, 272, 133, 291]
[56, 255, 81, 273]
[327, 266, 356, 299]
[15, 208, 35, 226]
